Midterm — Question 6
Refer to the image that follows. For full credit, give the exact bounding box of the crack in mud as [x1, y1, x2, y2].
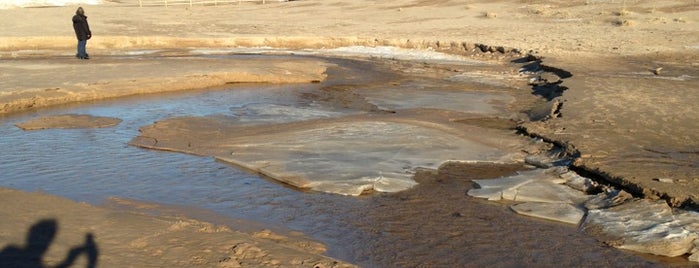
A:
[514, 54, 698, 210]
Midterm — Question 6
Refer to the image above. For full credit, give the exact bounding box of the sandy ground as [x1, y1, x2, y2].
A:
[0, 187, 355, 267]
[1, 0, 699, 267]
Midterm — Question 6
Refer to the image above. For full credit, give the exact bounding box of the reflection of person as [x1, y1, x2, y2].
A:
[72, 7, 92, 59]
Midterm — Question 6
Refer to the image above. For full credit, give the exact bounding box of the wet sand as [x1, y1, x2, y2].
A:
[341, 162, 660, 267]
[0, 55, 328, 114]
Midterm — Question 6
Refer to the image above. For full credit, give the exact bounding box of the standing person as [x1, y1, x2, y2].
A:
[72, 7, 91, 59]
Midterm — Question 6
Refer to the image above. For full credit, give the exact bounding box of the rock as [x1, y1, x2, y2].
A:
[652, 177, 674, 183]
[462, 42, 476, 51]
[528, 76, 545, 86]
[539, 72, 561, 84]
[510, 202, 585, 225]
[688, 231, 699, 263]
[583, 199, 699, 257]
[690, 252, 699, 263]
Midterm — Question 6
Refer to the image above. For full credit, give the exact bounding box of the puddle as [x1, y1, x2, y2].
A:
[0, 54, 663, 266]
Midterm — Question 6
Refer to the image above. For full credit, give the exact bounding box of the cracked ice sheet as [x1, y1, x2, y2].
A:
[468, 169, 589, 204]
[510, 202, 585, 225]
[583, 199, 699, 258]
[468, 168, 592, 225]
[216, 121, 523, 196]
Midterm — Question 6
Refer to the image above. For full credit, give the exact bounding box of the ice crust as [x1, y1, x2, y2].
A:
[217, 121, 522, 196]
[468, 168, 589, 205]
[468, 167, 699, 261]
[510, 202, 585, 225]
[359, 88, 512, 115]
[322, 46, 487, 65]
[584, 199, 699, 258]
[188, 46, 487, 65]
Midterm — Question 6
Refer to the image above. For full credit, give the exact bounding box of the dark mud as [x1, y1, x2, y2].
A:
[330, 162, 661, 267]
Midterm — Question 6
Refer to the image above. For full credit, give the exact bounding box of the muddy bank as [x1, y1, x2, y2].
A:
[517, 54, 699, 209]
[0, 55, 327, 114]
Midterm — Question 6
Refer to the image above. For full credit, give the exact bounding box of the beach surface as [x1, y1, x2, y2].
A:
[1, 0, 698, 266]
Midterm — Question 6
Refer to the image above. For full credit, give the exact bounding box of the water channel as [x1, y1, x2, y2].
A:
[0, 53, 664, 267]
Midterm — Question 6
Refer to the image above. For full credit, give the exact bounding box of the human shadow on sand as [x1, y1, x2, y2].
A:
[0, 219, 98, 268]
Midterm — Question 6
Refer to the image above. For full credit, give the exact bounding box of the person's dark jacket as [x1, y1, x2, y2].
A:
[72, 13, 91, 41]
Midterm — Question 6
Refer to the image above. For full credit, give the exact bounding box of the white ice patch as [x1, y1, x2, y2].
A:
[189, 47, 302, 56]
[121, 50, 162, 56]
[510, 202, 585, 225]
[360, 88, 512, 115]
[468, 168, 592, 225]
[584, 199, 699, 258]
[469, 168, 590, 204]
[188, 46, 486, 65]
[0, 0, 101, 9]
[321, 46, 487, 65]
[217, 121, 523, 196]
[469, 167, 699, 261]
[469, 174, 534, 201]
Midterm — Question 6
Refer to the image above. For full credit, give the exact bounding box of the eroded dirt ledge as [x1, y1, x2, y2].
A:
[516, 55, 699, 209]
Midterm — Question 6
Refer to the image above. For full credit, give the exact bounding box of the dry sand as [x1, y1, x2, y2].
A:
[1, 0, 699, 267]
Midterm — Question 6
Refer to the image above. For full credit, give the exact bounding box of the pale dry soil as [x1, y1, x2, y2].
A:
[1, 0, 699, 267]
